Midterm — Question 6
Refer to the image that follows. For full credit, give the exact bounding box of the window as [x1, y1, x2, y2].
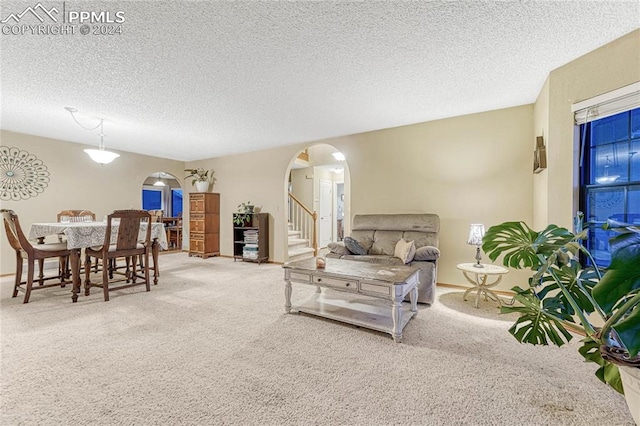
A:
[142, 188, 162, 211]
[171, 189, 183, 217]
[580, 107, 640, 267]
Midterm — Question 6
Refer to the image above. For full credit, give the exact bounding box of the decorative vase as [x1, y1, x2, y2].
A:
[619, 366, 640, 425]
[195, 180, 209, 192]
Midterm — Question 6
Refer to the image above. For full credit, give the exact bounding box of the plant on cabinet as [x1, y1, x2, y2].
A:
[185, 168, 216, 192]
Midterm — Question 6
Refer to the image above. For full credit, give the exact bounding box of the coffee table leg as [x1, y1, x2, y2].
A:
[70, 249, 81, 302]
[391, 297, 403, 343]
[410, 285, 418, 315]
[284, 280, 292, 314]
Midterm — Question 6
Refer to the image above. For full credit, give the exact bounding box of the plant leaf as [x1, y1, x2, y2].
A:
[483, 222, 574, 270]
[611, 304, 640, 358]
[593, 232, 640, 314]
[501, 288, 574, 346]
[577, 337, 623, 394]
[537, 263, 596, 316]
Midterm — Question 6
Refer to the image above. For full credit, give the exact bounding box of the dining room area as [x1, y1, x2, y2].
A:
[2, 204, 171, 304]
[0, 133, 187, 304]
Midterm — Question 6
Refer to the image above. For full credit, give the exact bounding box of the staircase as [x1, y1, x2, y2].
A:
[288, 223, 315, 262]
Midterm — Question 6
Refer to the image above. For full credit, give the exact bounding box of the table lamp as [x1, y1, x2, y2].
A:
[467, 224, 485, 268]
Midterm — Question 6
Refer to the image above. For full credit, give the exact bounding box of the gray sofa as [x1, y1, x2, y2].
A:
[326, 214, 440, 304]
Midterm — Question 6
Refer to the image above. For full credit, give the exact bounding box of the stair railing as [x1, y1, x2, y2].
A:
[288, 192, 318, 256]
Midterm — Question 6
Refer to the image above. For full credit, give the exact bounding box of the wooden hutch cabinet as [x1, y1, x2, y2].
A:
[188, 192, 220, 258]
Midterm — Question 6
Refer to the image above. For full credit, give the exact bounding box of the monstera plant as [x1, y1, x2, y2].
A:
[482, 220, 640, 422]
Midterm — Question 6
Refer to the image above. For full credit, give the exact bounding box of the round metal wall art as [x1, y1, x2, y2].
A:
[0, 146, 50, 201]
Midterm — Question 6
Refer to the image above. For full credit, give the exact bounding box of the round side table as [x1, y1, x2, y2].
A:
[456, 263, 509, 308]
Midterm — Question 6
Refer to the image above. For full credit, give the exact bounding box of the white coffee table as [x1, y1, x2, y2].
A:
[456, 263, 509, 308]
[283, 258, 420, 343]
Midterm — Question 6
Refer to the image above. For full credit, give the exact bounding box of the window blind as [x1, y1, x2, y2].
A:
[573, 82, 640, 124]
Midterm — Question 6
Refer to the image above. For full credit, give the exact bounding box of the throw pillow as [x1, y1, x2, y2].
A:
[327, 241, 352, 256]
[414, 245, 440, 261]
[394, 239, 416, 264]
[344, 236, 368, 255]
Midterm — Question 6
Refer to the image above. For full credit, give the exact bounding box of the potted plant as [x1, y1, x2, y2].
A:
[184, 168, 216, 192]
[233, 201, 254, 226]
[482, 220, 640, 423]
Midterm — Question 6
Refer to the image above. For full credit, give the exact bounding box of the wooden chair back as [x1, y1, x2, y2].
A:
[104, 210, 152, 252]
[57, 210, 96, 222]
[1, 209, 34, 254]
[2, 209, 71, 303]
[148, 210, 163, 223]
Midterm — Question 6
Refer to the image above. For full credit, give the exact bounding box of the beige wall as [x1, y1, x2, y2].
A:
[290, 167, 313, 208]
[185, 145, 308, 263]
[187, 104, 534, 291]
[533, 78, 550, 230]
[0, 131, 184, 275]
[326, 105, 535, 289]
[545, 29, 640, 229]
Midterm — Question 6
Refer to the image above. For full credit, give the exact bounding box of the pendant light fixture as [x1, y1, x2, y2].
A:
[65, 107, 120, 164]
[153, 172, 166, 186]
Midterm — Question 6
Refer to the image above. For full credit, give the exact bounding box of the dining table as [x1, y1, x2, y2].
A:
[29, 221, 168, 302]
[162, 216, 180, 226]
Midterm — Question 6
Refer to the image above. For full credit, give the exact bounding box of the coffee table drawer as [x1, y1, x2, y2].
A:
[312, 275, 357, 290]
[289, 272, 311, 283]
[360, 281, 391, 296]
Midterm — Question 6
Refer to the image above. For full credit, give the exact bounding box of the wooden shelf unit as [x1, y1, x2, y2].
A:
[233, 213, 269, 264]
[188, 192, 220, 259]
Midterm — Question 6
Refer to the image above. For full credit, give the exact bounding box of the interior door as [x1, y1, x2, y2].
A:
[319, 179, 332, 248]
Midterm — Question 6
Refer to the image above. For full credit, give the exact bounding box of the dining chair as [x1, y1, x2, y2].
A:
[57, 209, 98, 276]
[57, 209, 96, 222]
[1, 209, 71, 303]
[84, 210, 152, 301]
[136, 209, 163, 276]
[149, 209, 163, 223]
[167, 213, 182, 250]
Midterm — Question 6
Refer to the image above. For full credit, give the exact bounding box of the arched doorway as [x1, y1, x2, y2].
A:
[284, 144, 351, 262]
[142, 172, 183, 251]
[141, 172, 183, 217]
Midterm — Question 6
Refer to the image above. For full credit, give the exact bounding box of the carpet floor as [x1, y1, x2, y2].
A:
[0, 253, 634, 425]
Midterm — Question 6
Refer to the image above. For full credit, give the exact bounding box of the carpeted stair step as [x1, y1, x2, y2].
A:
[288, 238, 309, 250]
[288, 230, 301, 238]
[288, 247, 315, 262]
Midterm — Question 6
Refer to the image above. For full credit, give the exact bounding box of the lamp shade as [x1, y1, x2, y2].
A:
[84, 149, 120, 164]
[467, 224, 485, 246]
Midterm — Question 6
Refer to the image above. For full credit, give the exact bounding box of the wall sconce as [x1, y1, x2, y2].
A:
[533, 136, 546, 174]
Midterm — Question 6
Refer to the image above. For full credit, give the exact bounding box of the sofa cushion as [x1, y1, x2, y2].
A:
[414, 245, 441, 261]
[344, 236, 368, 255]
[349, 230, 374, 252]
[369, 230, 404, 255]
[394, 239, 416, 264]
[341, 254, 405, 266]
[403, 231, 439, 248]
[327, 241, 352, 256]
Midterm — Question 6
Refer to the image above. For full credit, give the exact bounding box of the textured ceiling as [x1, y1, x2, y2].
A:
[1, 1, 639, 161]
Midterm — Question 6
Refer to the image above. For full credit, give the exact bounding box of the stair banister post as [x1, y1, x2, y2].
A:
[312, 211, 318, 256]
